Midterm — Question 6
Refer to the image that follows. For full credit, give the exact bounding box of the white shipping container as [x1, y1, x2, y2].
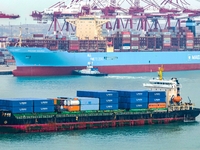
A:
[122, 35, 130, 38]
[122, 46, 130, 49]
[186, 40, 194, 43]
[186, 46, 193, 49]
[4, 56, 13, 59]
[131, 46, 139, 49]
[1, 51, 10, 55]
[163, 40, 171, 44]
[131, 37, 139, 41]
[163, 32, 171, 35]
[163, 38, 171, 41]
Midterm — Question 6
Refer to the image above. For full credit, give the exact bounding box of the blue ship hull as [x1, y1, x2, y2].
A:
[7, 47, 200, 76]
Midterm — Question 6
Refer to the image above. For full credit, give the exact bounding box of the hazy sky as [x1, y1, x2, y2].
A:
[0, 0, 59, 25]
[0, 0, 199, 25]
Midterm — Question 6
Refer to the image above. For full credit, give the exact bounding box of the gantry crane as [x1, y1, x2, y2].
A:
[29, 0, 200, 33]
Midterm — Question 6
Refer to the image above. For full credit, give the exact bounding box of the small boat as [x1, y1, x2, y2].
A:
[73, 62, 108, 76]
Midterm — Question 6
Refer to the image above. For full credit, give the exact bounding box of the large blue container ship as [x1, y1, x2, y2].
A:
[7, 15, 200, 76]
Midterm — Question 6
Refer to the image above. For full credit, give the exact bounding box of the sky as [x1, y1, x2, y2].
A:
[0, 0, 200, 25]
[0, 0, 59, 25]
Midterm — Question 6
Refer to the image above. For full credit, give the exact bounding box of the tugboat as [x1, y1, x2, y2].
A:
[73, 61, 108, 76]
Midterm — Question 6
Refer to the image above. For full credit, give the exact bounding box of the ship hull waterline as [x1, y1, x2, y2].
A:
[0, 117, 186, 133]
[12, 64, 200, 76]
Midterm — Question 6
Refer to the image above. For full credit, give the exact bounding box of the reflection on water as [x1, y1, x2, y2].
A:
[0, 122, 200, 150]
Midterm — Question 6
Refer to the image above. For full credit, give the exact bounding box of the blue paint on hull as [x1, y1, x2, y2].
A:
[7, 47, 200, 68]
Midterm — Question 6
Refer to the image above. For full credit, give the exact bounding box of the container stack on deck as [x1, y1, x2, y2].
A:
[33, 98, 54, 113]
[131, 31, 140, 51]
[148, 91, 166, 109]
[8, 26, 200, 52]
[0, 90, 184, 114]
[122, 31, 131, 51]
[0, 98, 55, 113]
[77, 91, 119, 110]
[117, 90, 148, 109]
[0, 49, 15, 65]
[0, 98, 33, 113]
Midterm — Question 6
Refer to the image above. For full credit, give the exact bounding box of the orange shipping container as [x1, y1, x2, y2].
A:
[163, 44, 171, 46]
[63, 105, 68, 109]
[186, 43, 194, 46]
[148, 103, 166, 109]
[158, 103, 166, 106]
[186, 36, 194, 39]
[186, 32, 193, 35]
[66, 105, 80, 111]
[122, 31, 130, 35]
[53, 98, 58, 105]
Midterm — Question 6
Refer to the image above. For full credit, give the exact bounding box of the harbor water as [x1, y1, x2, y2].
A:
[0, 70, 200, 150]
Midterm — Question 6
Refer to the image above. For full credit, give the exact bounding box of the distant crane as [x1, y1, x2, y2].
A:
[0, 11, 20, 19]
[30, 0, 200, 33]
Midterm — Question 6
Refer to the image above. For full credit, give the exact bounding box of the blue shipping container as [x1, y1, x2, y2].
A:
[118, 103, 127, 109]
[8, 107, 33, 113]
[122, 43, 131, 46]
[148, 91, 166, 97]
[123, 90, 148, 97]
[34, 106, 55, 113]
[148, 97, 166, 103]
[99, 104, 118, 110]
[77, 91, 94, 97]
[78, 97, 99, 105]
[5, 98, 33, 107]
[33, 99, 54, 106]
[127, 103, 148, 109]
[99, 97, 118, 104]
[93, 91, 118, 98]
[80, 104, 99, 111]
[107, 90, 125, 97]
[118, 97, 125, 103]
[120, 97, 148, 103]
[0, 106, 7, 110]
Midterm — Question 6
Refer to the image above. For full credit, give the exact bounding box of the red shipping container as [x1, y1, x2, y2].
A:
[122, 41, 130, 43]
[186, 43, 194, 46]
[122, 31, 130, 35]
[69, 47, 79, 50]
[163, 44, 171, 47]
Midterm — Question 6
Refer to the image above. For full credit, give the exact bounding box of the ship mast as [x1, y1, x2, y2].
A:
[158, 65, 164, 80]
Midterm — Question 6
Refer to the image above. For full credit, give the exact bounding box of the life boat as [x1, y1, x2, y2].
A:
[173, 96, 182, 103]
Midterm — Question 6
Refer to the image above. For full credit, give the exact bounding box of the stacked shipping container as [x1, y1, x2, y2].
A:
[79, 97, 99, 111]
[115, 90, 148, 109]
[0, 98, 33, 113]
[0, 90, 168, 114]
[148, 91, 166, 109]
[121, 31, 131, 51]
[185, 32, 194, 49]
[162, 31, 171, 48]
[0, 49, 15, 65]
[0, 98, 55, 113]
[131, 31, 140, 51]
[77, 91, 119, 110]
[33, 98, 54, 113]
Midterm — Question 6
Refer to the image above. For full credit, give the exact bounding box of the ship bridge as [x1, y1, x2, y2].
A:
[65, 15, 109, 40]
[143, 78, 181, 90]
